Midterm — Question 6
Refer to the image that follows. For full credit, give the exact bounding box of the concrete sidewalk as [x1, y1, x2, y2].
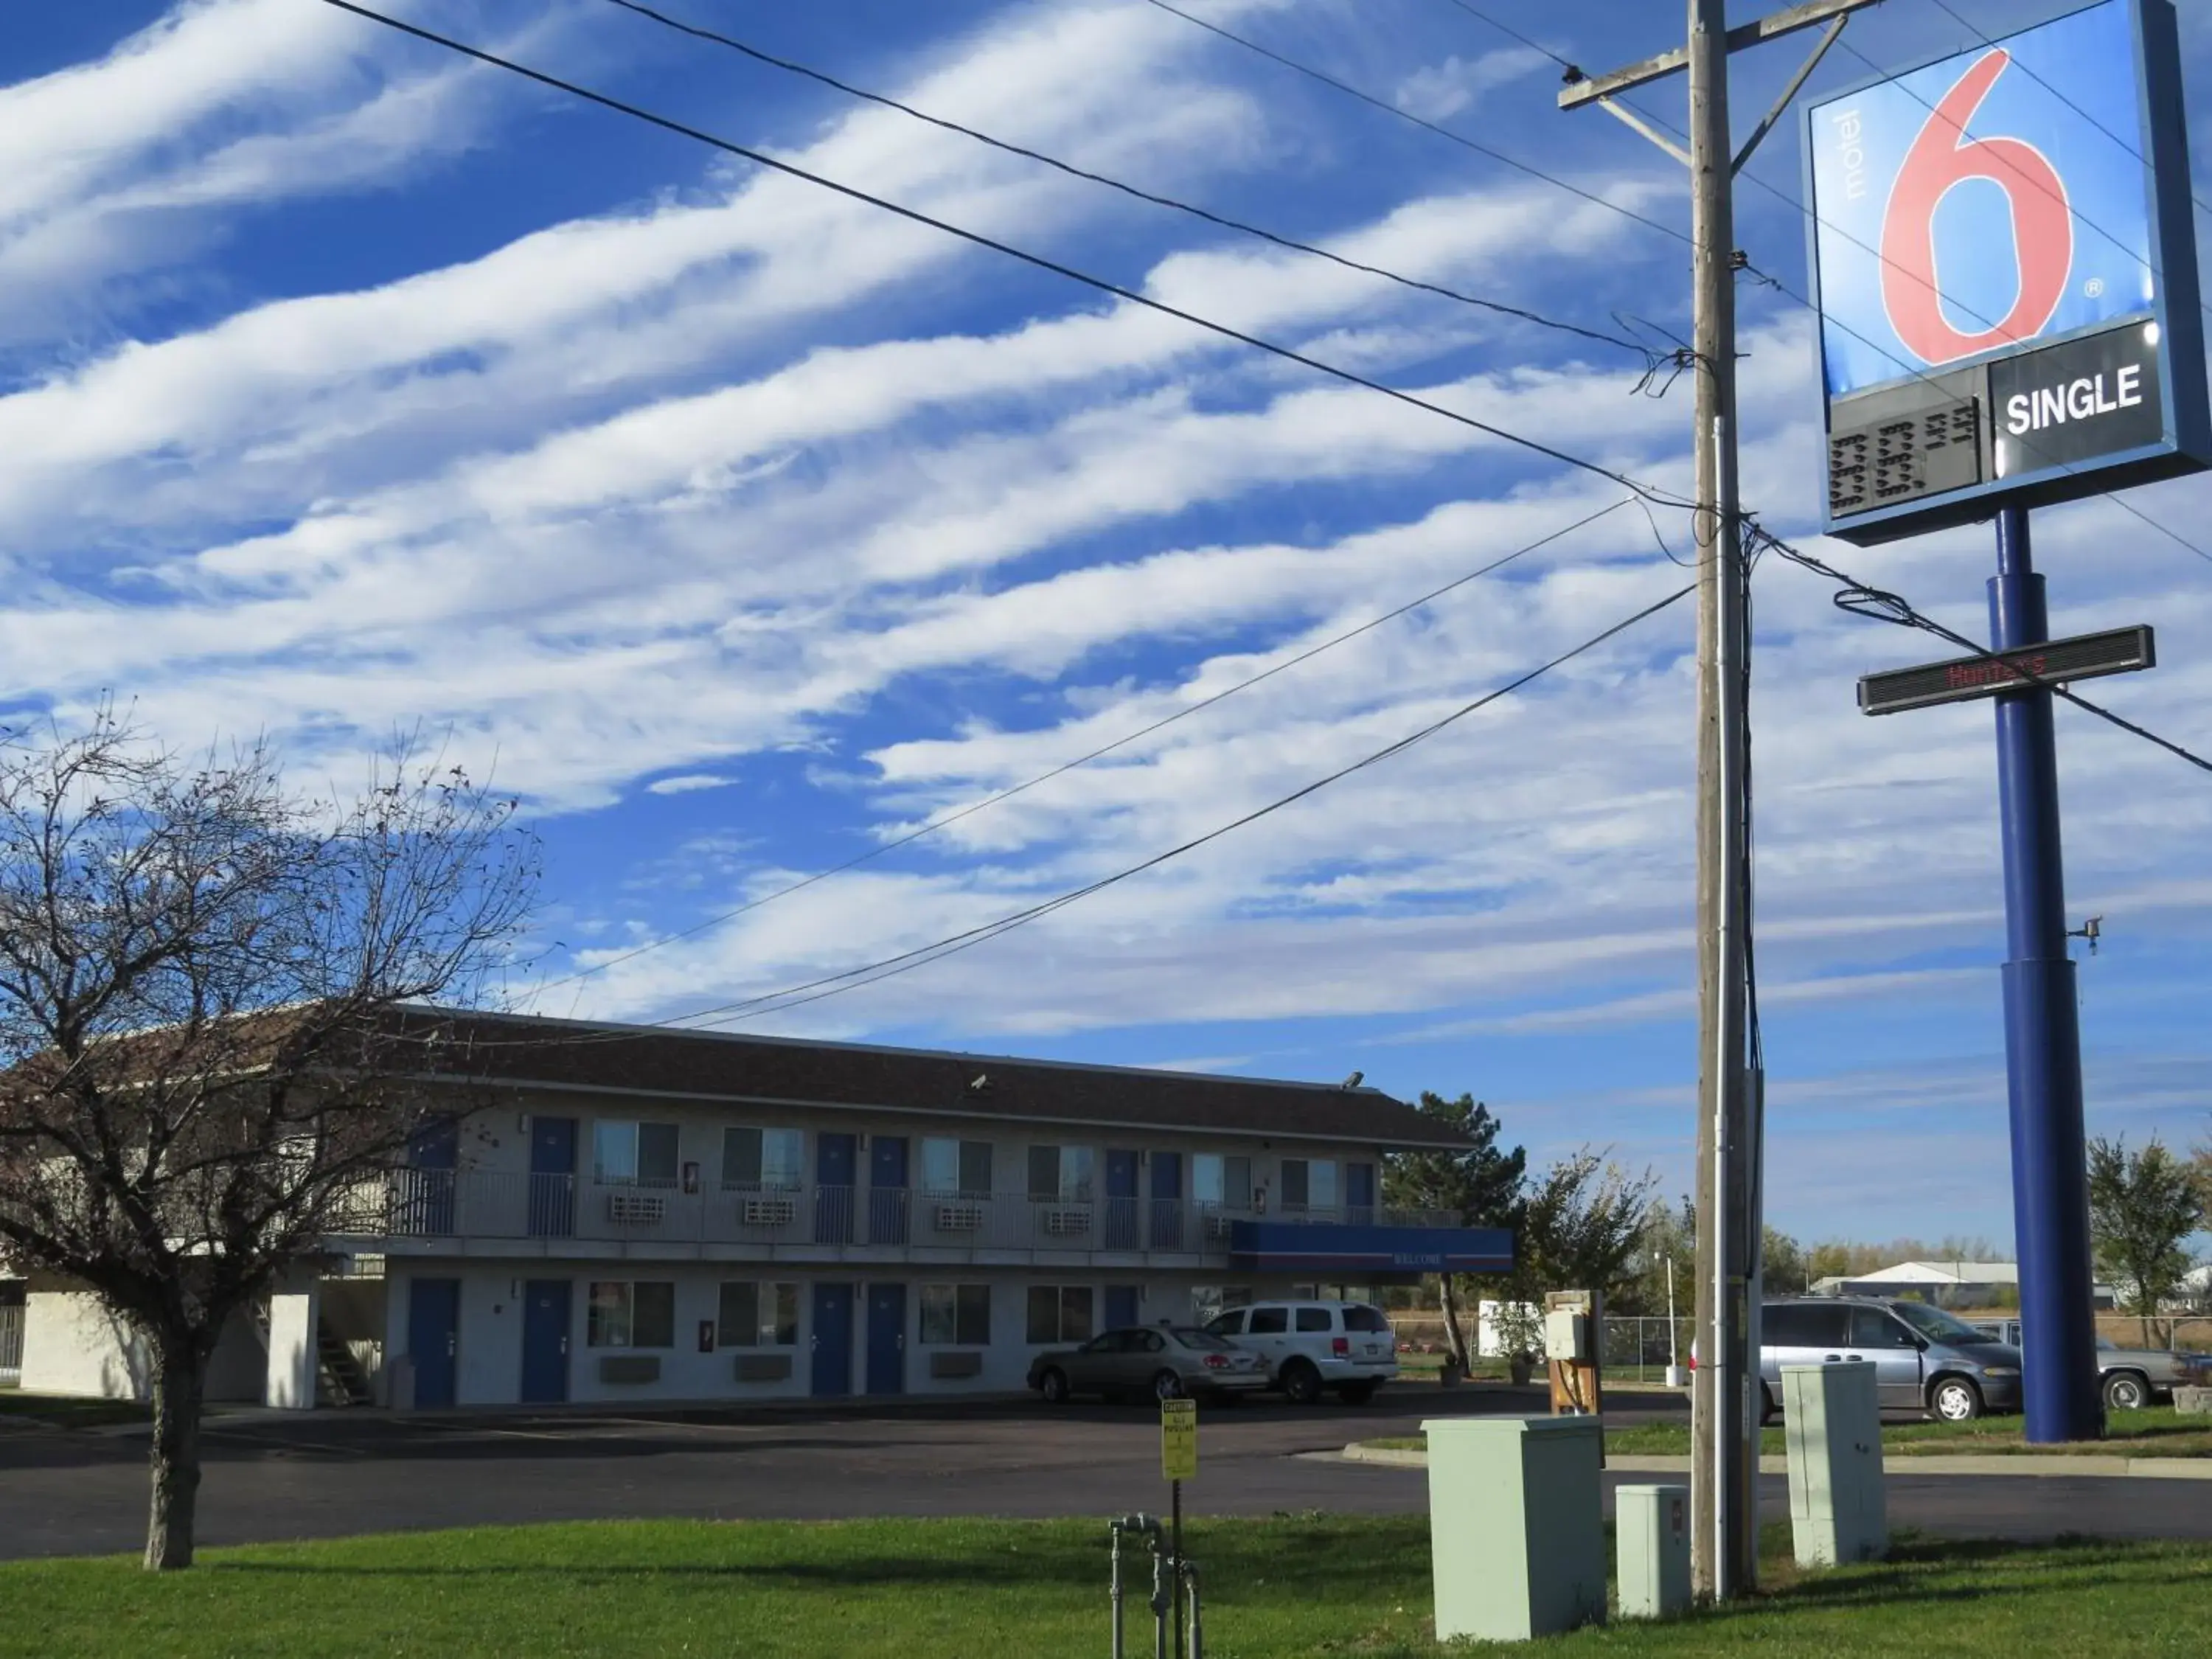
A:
[1338, 1441, 2212, 1480]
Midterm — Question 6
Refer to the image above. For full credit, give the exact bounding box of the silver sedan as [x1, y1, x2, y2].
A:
[1029, 1326, 1267, 1404]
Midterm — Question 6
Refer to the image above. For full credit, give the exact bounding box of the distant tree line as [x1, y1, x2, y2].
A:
[1384, 1095, 2212, 1363]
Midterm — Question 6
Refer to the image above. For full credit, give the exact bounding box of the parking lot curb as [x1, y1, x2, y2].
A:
[1342, 1442, 2212, 1479]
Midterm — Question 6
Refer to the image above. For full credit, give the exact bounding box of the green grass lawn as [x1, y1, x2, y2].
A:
[1363, 1407, 2209, 1459]
[0, 1519, 2206, 1657]
[1604, 1407, 2212, 1458]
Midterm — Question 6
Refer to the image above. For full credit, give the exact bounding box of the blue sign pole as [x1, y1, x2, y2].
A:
[1989, 504, 2104, 1444]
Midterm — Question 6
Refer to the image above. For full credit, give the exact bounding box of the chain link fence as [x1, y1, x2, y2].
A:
[1602, 1315, 1692, 1382]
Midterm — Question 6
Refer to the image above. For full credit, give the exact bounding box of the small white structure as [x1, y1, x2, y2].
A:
[1783, 1362, 1888, 1568]
[1615, 1484, 1691, 1620]
[1476, 1299, 1545, 1357]
[1425, 1416, 1606, 1642]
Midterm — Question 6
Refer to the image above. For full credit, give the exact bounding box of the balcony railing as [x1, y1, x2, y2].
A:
[326, 1171, 1461, 1255]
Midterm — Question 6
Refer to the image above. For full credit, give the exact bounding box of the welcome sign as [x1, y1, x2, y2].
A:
[1805, 0, 2208, 543]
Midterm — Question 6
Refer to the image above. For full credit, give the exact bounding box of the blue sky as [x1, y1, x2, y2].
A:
[4, 0, 2209, 1246]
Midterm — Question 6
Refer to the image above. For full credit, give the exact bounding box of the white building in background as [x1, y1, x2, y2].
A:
[11, 1010, 1513, 1411]
[1810, 1260, 2118, 1310]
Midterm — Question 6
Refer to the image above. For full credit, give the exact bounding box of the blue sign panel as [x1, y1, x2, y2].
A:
[1225, 1220, 1514, 1276]
[1805, 0, 2208, 544]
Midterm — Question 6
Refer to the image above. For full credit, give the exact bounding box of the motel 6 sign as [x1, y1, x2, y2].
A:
[1806, 0, 2210, 544]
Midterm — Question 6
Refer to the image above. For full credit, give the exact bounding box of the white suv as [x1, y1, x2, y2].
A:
[1204, 1300, 1399, 1404]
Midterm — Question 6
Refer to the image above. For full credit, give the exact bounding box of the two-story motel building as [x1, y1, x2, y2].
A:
[10, 1012, 1509, 1410]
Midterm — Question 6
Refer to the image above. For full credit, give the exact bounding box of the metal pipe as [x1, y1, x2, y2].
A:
[1110, 1514, 1161, 1659]
[1150, 1531, 1171, 1659]
[1180, 1559, 1204, 1659]
[1110, 1523, 1127, 1659]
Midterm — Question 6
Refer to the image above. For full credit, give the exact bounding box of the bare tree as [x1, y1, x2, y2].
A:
[0, 712, 536, 1570]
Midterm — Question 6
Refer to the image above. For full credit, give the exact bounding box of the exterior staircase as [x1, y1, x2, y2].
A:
[316, 1319, 375, 1408]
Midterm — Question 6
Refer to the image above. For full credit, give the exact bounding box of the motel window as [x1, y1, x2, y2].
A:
[717, 1281, 800, 1348]
[722, 1127, 806, 1191]
[1026, 1285, 1095, 1345]
[594, 1121, 680, 1187]
[1191, 1154, 1253, 1210]
[920, 1284, 992, 1346]
[921, 1138, 994, 1197]
[1026, 1145, 1095, 1203]
[587, 1281, 676, 1349]
[1279, 1159, 1338, 1213]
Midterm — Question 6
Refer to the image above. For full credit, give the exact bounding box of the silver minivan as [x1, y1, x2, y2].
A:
[1759, 1296, 2023, 1423]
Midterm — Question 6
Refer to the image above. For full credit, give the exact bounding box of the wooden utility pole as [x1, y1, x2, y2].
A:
[1561, 0, 1884, 1602]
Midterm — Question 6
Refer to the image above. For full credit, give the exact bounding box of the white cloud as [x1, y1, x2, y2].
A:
[646, 773, 736, 796]
[1394, 47, 1548, 122]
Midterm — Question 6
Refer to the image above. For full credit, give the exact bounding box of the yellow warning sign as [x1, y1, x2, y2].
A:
[1160, 1398, 1198, 1482]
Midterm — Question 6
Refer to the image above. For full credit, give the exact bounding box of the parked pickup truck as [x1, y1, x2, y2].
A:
[1972, 1318, 2212, 1411]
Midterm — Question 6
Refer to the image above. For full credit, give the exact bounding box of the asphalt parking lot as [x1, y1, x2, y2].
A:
[4, 1384, 2209, 1561]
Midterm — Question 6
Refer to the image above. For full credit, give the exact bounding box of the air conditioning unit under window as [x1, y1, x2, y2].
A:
[1043, 1205, 1093, 1237]
[606, 1192, 667, 1227]
[742, 1196, 797, 1227]
[933, 1202, 986, 1233]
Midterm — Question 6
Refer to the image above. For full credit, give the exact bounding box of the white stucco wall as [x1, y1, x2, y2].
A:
[19, 1290, 150, 1400]
[380, 1263, 1301, 1408]
[21, 1289, 274, 1404]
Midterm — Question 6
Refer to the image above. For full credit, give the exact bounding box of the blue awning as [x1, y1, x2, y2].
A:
[1227, 1220, 1513, 1274]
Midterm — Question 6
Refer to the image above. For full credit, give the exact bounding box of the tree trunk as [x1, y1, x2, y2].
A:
[1439, 1274, 1471, 1368]
[145, 1336, 207, 1571]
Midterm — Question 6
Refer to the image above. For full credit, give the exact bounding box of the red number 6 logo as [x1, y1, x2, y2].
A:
[1880, 49, 2073, 366]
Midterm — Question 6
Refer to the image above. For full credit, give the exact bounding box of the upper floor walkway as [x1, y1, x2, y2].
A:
[325, 1167, 1458, 1266]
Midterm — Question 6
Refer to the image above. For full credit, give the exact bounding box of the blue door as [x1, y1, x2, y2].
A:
[1105, 1285, 1142, 1330]
[529, 1116, 576, 1237]
[405, 1119, 458, 1236]
[408, 1278, 460, 1408]
[811, 1282, 854, 1397]
[521, 1280, 570, 1404]
[1105, 1150, 1141, 1249]
[1346, 1161, 1377, 1225]
[865, 1283, 906, 1395]
[869, 1137, 910, 1246]
[1150, 1152, 1184, 1250]
[815, 1133, 857, 1243]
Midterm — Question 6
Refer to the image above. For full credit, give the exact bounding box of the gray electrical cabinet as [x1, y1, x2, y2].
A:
[1423, 1416, 1606, 1642]
[1782, 1361, 1888, 1568]
[1615, 1484, 1690, 1619]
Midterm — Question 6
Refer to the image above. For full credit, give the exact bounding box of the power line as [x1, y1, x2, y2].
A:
[1431, 0, 1581, 74]
[527, 495, 1638, 998]
[1923, 0, 2212, 223]
[664, 580, 1699, 1031]
[1750, 522, 2212, 775]
[315, 0, 1695, 512]
[1138, 0, 1692, 249]
[597, 0, 1660, 366]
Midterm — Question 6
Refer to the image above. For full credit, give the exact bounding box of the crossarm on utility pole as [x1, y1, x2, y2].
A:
[1558, 0, 1883, 110]
[1734, 16, 1850, 173]
[1596, 97, 1692, 167]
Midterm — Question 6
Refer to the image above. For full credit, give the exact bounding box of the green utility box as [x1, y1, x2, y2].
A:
[1781, 1361, 1888, 1568]
[1423, 1416, 1606, 1642]
[1615, 1483, 1690, 1620]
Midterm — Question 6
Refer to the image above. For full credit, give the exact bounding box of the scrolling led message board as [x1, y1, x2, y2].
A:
[1806, 0, 2208, 546]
